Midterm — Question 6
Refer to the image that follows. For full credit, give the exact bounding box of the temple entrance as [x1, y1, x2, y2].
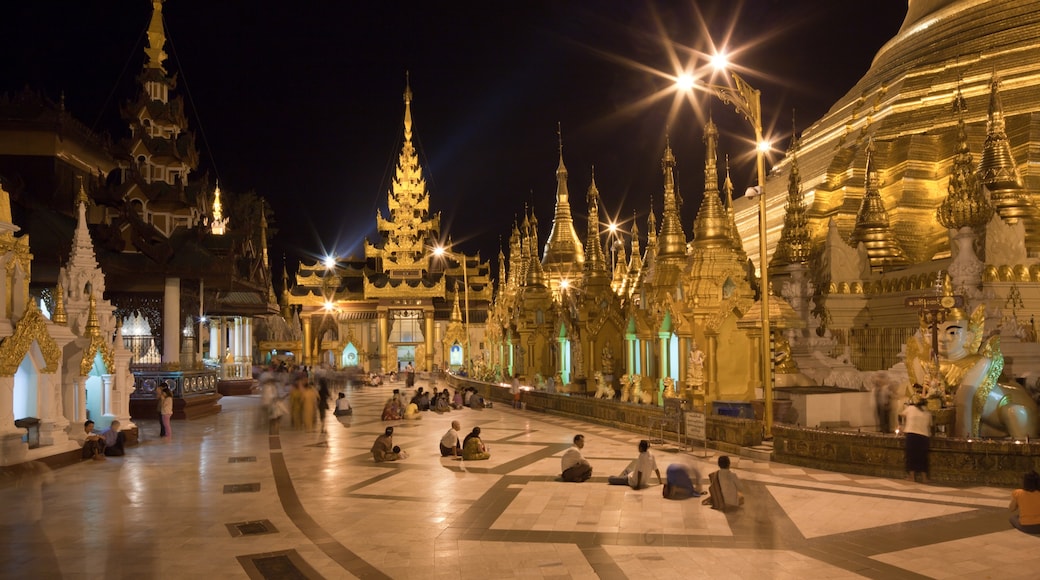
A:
[449, 343, 463, 367]
[396, 345, 415, 371]
[84, 352, 108, 423]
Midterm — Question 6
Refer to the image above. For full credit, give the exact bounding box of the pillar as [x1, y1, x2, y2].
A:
[377, 312, 388, 373]
[162, 277, 180, 363]
[425, 311, 434, 372]
[658, 332, 670, 403]
[706, 334, 719, 400]
[209, 324, 219, 359]
[244, 317, 253, 365]
[302, 316, 313, 367]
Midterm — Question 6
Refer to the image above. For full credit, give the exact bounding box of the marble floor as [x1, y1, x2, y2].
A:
[3, 381, 1038, 579]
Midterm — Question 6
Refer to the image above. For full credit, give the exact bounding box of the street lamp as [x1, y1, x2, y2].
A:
[433, 245, 471, 375]
[677, 63, 774, 438]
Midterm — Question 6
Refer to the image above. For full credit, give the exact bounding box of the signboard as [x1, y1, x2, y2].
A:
[685, 410, 706, 442]
[904, 295, 963, 309]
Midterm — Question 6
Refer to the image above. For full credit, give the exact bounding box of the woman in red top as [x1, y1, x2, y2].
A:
[1010, 471, 1040, 534]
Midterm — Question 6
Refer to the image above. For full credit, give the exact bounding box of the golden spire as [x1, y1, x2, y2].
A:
[527, 209, 547, 287]
[656, 136, 688, 260]
[508, 221, 522, 288]
[693, 119, 730, 247]
[86, 291, 101, 338]
[849, 137, 908, 271]
[584, 167, 608, 275]
[978, 74, 1029, 224]
[53, 281, 67, 325]
[451, 281, 462, 323]
[210, 181, 226, 235]
[75, 176, 90, 208]
[622, 216, 643, 296]
[542, 123, 585, 274]
[144, 0, 168, 74]
[774, 113, 812, 265]
[938, 88, 993, 230]
[498, 246, 506, 290]
[403, 71, 413, 144]
[0, 180, 12, 227]
[722, 156, 748, 261]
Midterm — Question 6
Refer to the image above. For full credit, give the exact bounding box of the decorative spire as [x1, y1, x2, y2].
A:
[978, 74, 1029, 224]
[86, 291, 101, 338]
[849, 137, 908, 271]
[938, 90, 993, 230]
[583, 167, 608, 275]
[451, 281, 462, 323]
[210, 181, 227, 235]
[403, 71, 414, 144]
[75, 176, 90, 208]
[144, 0, 168, 73]
[693, 119, 730, 246]
[527, 208, 547, 287]
[773, 113, 812, 265]
[656, 136, 687, 260]
[541, 124, 585, 275]
[722, 156, 748, 261]
[498, 246, 506, 289]
[53, 281, 67, 325]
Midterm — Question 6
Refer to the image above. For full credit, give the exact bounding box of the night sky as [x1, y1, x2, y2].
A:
[0, 1, 908, 282]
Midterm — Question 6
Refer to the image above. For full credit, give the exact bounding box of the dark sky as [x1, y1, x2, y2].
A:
[0, 1, 908, 280]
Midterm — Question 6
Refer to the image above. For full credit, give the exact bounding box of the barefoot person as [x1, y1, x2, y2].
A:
[561, 434, 592, 482]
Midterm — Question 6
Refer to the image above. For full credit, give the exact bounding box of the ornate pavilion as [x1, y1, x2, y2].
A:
[280, 81, 492, 374]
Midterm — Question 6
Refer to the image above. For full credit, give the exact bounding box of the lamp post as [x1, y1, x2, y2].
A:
[433, 246, 471, 375]
[682, 69, 774, 438]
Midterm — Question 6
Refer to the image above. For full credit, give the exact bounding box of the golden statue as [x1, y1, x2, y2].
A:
[908, 303, 1039, 438]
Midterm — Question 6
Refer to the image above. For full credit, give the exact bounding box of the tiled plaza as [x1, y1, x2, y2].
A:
[4, 380, 1038, 579]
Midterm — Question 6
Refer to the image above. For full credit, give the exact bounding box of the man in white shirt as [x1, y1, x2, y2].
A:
[440, 420, 462, 456]
[608, 440, 662, 489]
[704, 455, 744, 510]
[561, 434, 592, 482]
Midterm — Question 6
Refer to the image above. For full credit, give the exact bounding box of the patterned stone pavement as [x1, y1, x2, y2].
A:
[4, 379, 1039, 579]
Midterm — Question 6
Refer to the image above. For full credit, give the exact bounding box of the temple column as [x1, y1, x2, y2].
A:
[658, 332, 670, 404]
[209, 323, 218, 360]
[706, 334, 719, 400]
[377, 312, 388, 373]
[245, 317, 253, 366]
[425, 311, 434, 372]
[302, 316, 313, 367]
[162, 277, 180, 363]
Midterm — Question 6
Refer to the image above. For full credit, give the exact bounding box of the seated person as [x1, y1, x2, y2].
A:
[561, 434, 592, 482]
[702, 455, 744, 510]
[1010, 470, 1040, 534]
[468, 389, 485, 410]
[99, 420, 126, 457]
[75, 420, 106, 461]
[452, 389, 465, 409]
[334, 392, 352, 416]
[462, 426, 490, 461]
[608, 440, 661, 489]
[381, 397, 402, 421]
[371, 427, 402, 462]
[403, 402, 423, 420]
[433, 390, 452, 413]
[662, 463, 703, 499]
[463, 388, 473, 407]
[440, 421, 462, 457]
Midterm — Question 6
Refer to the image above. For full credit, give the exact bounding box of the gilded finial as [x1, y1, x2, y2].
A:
[53, 282, 67, 325]
[86, 291, 100, 338]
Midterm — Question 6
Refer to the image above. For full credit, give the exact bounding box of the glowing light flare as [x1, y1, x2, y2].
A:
[675, 73, 695, 92]
[323, 301, 335, 311]
[560, 279, 571, 290]
[757, 139, 772, 153]
[710, 51, 729, 71]
[323, 255, 336, 269]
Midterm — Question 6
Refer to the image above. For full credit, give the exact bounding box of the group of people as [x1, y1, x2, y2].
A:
[260, 363, 352, 434]
[560, 434, 743, 508]
[439, 420, 490, 460]
[381, 386, 485, 421]
[76, 420, 126, 461]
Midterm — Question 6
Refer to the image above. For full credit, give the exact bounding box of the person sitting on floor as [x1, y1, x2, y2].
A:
[462, 426, 490, 461]
[371, 427, 402, 462]
[561, 434, 592, 482]
[99, 420, 126, 457]
[1010, 470, 1040, 534]
[468, 388, 485, 410]
[608, 440, 662, 489]
[381, 396, 402, 421]
[403, 401, 423, 420]
[433, 390, 452, 413]
[452, 389, 465, 409]
[662, 463, 703, 500]
[334, 392, 352, 417]
[440, 420, 462, 457]
[702, 455, 744, 510]
[75, 420, 106, 461]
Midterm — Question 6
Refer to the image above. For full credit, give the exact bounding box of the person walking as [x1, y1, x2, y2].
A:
[900, 391, 932, 483]
[159, 385, 174, 439]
